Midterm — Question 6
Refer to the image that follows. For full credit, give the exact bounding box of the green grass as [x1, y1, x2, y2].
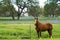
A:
[0, 24, 60, 40]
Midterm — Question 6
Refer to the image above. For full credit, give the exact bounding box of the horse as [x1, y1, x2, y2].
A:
[34, 18, 53, 38]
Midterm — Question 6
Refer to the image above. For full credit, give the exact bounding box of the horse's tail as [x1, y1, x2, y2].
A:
[46, 23, 53, 30]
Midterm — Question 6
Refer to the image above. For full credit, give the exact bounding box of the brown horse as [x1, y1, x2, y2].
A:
[34, 18, 53, 38]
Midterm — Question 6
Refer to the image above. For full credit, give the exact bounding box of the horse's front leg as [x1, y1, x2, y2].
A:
[40, 31, 41, 38]
[37, 31, 40, 38]
[37, 31, 41, 38]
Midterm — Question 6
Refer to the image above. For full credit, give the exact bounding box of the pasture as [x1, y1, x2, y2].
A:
[0, 17, 60, 40]
[0, 24, 60, 40]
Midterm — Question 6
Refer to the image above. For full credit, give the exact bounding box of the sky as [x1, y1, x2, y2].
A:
[39, 0, 47, 7]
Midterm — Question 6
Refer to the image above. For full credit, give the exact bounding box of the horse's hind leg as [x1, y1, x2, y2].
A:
[48, 30, 52, 38]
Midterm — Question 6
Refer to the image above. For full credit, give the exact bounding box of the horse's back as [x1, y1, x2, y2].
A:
[45, 23, 53, 30]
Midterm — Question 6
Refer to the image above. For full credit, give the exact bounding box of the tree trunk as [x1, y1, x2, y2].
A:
[17, 8, 23, 20]
[17, 13, 21, 20]
[17, 7, 21, 20]
[10, 12, 15, 20]
[11, 14, 15, 20]
[53, 14, 55, 18]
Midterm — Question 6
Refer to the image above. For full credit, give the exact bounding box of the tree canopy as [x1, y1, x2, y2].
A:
[44, 2, 57, 17]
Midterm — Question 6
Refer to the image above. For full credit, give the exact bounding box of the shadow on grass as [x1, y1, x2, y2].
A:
[0, 19, 33, 21]
[21, 36, 31, 39]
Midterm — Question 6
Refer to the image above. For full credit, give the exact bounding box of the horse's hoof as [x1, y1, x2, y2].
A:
[37, 37, 41, 40]
[49, 36, 52, 39]
[50, 36, 52, 39]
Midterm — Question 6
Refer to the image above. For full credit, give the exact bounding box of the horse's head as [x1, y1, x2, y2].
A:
[34, 18, 38, 23]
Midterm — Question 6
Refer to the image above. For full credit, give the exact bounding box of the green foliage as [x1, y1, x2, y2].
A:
[48, 0, 59, 3]
[44, 2, 57, 17]
[0, 4, 8, 16]
[54, 8, 60, 17]
[0, 0, 18, 20]
[16, 0, 23, 5]
[3, 0, 11, 5]
[28, 6, 41, 17]
[27, 0, 40, 17]
[28, 0, 39, 6]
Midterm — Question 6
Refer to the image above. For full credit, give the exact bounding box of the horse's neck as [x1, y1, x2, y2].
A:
[35, 20, 42, 26]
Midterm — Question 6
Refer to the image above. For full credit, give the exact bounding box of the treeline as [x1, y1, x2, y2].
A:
[0, 0, 40, 20]
[0, 0, 60, 20]
[44, 2, 60, 17]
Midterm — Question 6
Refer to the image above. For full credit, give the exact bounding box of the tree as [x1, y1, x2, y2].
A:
[16, 0, 39, 19]
[3, 0, 16, 20]
[0, 0, 8, 17]
[44, 2, 57, 17]
[28, 6, 41, 17]
[27, 0, 40, 17]
[16, 0, 27, 20]
[54, 7, 60, 17]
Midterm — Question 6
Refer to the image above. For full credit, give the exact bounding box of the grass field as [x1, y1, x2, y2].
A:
[0, 17, 60, 40]
[0, 24, 60, 40]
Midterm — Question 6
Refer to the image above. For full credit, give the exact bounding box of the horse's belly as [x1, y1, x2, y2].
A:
[41, 28, 48, 31]
[41, 30, 47, 31]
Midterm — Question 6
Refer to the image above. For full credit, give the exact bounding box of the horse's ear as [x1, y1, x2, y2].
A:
[34, 17, 38, 20]
[37, 18, 38, 20]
